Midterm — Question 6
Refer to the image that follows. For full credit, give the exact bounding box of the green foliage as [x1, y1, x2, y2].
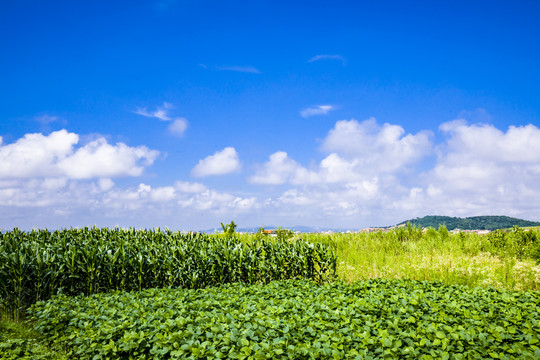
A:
[0, 318, 68, 359]
[425, 227, 438, 239]
[29, 279, 540, 359]
[399, 215, 540, 231]
[275, 226, 294, 241]
[254, 227, 266, 241]
[220, 220, 237, 236]
[0, 227, 337, 319]
[438, 224, 449, 239]
[487, 227, 540, 261]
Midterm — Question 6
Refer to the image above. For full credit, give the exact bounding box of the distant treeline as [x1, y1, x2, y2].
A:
[398, 215, 540, 231]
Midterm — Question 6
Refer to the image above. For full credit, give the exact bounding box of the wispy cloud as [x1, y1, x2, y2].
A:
[134, 102, 174, 121]
[134, 102, 188, 137]
[215, 65, 261, 74]
[35, 114, 60, 124]
[308, 54, 346, 65]
[300, 105, 334, 118]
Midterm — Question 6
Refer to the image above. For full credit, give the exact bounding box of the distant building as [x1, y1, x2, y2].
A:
[450, 229, 491, 235]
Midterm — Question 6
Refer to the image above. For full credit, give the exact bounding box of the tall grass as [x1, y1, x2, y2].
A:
[301, 226, 540, 291]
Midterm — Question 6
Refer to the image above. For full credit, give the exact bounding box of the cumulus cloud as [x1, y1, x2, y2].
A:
[250, 151, 366, 185]
[0, 130, 256, 229]
[415, 121, 540, 217]
[308, 54, 346, 64]
[252, 117, 432, 188]
[248, 116, 540, 226]
[0, 130, 159, 179]
[438, 120, 540, 163]
[300, 105, 334, 118]
[322, 118, 432, 173]
[0, 130, 78, 178]
[3, 115, 540, 230]
[250, 151, 314, 185]
[191, 147, 241, 177]
[57, 139, 159, 179]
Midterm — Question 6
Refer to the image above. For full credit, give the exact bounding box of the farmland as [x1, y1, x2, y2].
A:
[1, 226, 540, 359]
[0, 227, 336, 321]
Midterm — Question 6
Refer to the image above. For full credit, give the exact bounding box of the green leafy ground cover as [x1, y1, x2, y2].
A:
[0, 317, 68, 359]
[27, 279, 540, 359]
[0, 228, 336, 320]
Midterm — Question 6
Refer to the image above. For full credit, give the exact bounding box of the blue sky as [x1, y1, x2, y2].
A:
[1, 0, 540, 230]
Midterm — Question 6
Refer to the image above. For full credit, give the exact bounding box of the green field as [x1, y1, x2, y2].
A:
[2, 226, 540, 359]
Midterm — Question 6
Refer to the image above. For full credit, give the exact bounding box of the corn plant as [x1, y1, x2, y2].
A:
[0, 227, 337, 319]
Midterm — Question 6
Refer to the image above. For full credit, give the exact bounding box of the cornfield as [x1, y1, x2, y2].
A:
[0, 227, 337, 320]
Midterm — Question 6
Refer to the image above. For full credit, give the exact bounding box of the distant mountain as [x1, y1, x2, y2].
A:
[397, 215, 540, 231]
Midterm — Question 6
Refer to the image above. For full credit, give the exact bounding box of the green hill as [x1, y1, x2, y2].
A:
[397, 215, 540, 231]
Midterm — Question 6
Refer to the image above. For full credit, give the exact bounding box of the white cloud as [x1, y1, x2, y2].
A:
[98, 178, 115, 191]
[417, 121, 540, 217]
[308, 54, 346, 64]
[216, 65, 260, 74]
[252, 118, 432, 188]
[150, 186, 176, 202]
[191, 147, 241, 177]
[175, 181, 207, 193]
[0, 130, 256, 229]
[57, 138, 159, 179]
[300, 105, 334, 118]
[168, 118, 188, 137]
[134, 102, 189, 137]
[318, 153, 359, 183]
[101, 181, 257, 215]
[134, 102, 174, 121]
[371, 120, 540, 222]
[322, 118, 432, 173]
[0, 130, 159, 180]
[3, 115, 540, 231]
[247, 117, 539, 227]
[250, 151, 300, 185]
[438, 120, 540, 163]
[0, 130, 78, 178]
